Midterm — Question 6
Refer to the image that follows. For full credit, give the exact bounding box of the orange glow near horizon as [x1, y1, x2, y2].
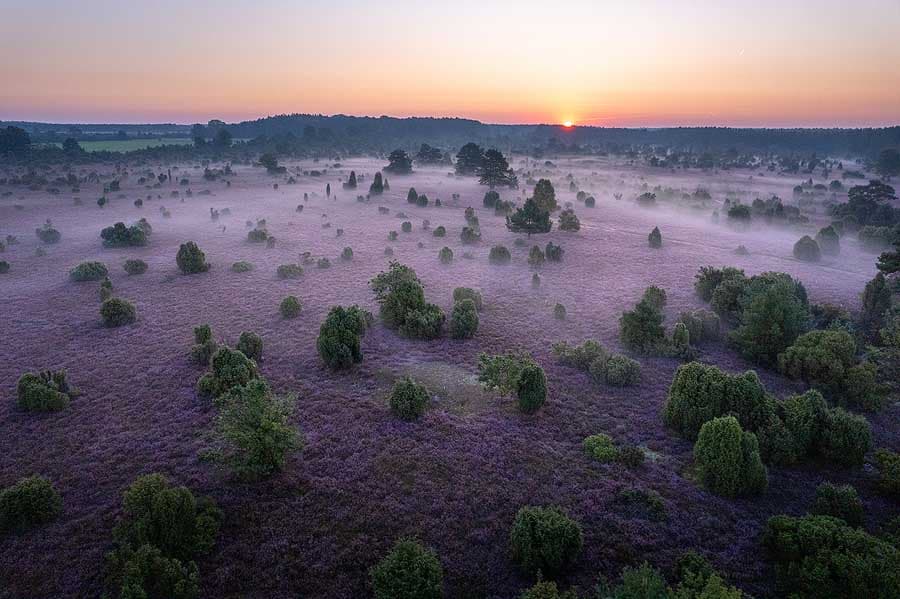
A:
[1, 1, 899, 127]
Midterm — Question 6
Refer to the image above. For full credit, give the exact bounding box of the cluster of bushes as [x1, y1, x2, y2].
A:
[665, 362, 872, 469]
[0, 475, 62, 533]
[763, 514, 900, 597]
[101, 219, 150, 247]
[70, 261, 108, 281]
[177, 241, 209, 274]
[197, 346, 259, 398]
[696, 267, 811, 365]
[317, 305, 372, 369]
[16, 368, 76, 412]
[371, 262, 444, 340]
[558, 209, 580, 231]
[778, 329, 883, 411]
[477, 352, 547, 413]
[104, 474, 221, 597]
[552, 340, 642, 387]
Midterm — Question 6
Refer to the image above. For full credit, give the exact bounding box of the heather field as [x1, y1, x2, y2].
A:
[0, 157, 896, 598]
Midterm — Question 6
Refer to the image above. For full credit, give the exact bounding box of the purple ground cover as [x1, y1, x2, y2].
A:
[0, 158, 896, 597]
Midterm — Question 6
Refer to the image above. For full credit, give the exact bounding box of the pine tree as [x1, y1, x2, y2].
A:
[507, 198, 551, 237]
[477, 149, 517, 189]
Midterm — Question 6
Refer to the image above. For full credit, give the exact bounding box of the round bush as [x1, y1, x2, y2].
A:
[489, 245, 511, 265]
[276, 263, 303, 279]
[123, 259, 148, 275]
[370, 538, 443, 599]
[197, 346, 258, 398]
[452, 287, 483, 311]
[0, 475, 62, 533]
[70, 261, 108, 282]
[810, 482, 864, 527]
[604, 355, 641, 386]
[101, 297, 137, 327]
[231, 261, 253, 273]
[401, 221, 413, 233]
[516, 363, 547, 414]
[509, 506, 583, 576]
[433, 226, 446, 237]
[389, 376, 429, 421]
[694, 416, 767, 497]
[450, 298, 478, 339]
[176, 241, 209, 274]
[439, 246, 453, 264]
[236, 331, 263, 361]
[280, 296, 301, 319]
[793, 235, 821, 262]
[819, 408, 871, 467]
[583, 433, 617, 462]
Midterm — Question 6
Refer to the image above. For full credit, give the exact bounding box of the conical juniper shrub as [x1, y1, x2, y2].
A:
[317, 305, 371, 370]
[516, 363, 547, 414]
[449, 298, 478, 339]
[693, 416, 768, 497]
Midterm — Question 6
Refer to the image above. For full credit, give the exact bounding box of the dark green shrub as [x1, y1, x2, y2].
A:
[545, 242, 563, 262]
[619, 297, 665, 353]
[810, 483, 864, 527]
[433, 225, 446, 237]
[553, 303, 566, 320]
[677, 309, 721, 343]
[70, 260, 108, 281]
[231, 261, 253, 273]
[793, 235, 821, 261]
[190, 324, 217, 366]
[214, 379, 301, 479]
[389, 377, 429, 421]
[123, 259, 148, 275]
[16, 369, 74, 412]
[730, 274, 810, 366]
[101, 297, 137, 327]
[694, 416, 768, 497]
[477, 352, 536, 395]
[509, 506, 583, 576]
[100, 277, 113, 301]
[875, 449, 900, 499]
[35, 221, 61, 244]
[452, 287, 483, 311]
[280, 296, 301, 319]
[604, 355, 641, 386]
[111, 473, 220, 562]
[583, 433, 617, 462]
[0, 261, 8, 274]
[694, 265, 746, 302]
[483, 190, 499, 208]
[236, 331, 263, 362]
[0, 475, 62, 533]
[617, 445, 646, 469]
[781, 390, 829, 456]
[648, 226, 662, 248]
[399, 303, 445, 340]
[317, 305, 371, 370]
[370, 538, 443, 599]
[407, 187, 418, 204]
[101, 222, 147, 247]
[450, 299, 478, 339]
[247, 228, 268, 243]
[197, 346, 258, 398]
[176, 242, 209, 274]
[598, 563, 668, 598]
[818, 408, 871, 467]
[401, 221, 413, 233]
[276, 263, 303, 279]
[710, 276, 750, 323]
[520, 581, 577, 599]
[664, 362, 774, 440]
[816, 225, 841, 255]
[489, 245, 511, 264]
[528, 245, 545, 267]
[317, 257, 331, 269]
[517, 363, 547, 414]
[341, 247, 353, 261]
[763, 514, 900, 598]
[105, 543, 199, 599]
[558, 209, 580, 231]
[438, 246, 453, 264]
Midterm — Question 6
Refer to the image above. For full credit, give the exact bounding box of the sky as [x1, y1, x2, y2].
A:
[2, 0, 900, 127]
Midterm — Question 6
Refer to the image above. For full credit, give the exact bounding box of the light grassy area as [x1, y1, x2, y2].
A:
[52, 138, 194, 152]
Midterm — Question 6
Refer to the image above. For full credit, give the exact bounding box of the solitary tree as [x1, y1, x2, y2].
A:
[62, 138, 82, 153]
[344, 171, 357, 189]
[370, 172, 384, 195]
[384, 149, 413, 174]
[455, 142, 485, 175]
[477, 149, 518, 189]
[507, 198, 551, 237]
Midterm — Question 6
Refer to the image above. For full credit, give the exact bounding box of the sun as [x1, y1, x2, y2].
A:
[563, 120, 574, 128]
